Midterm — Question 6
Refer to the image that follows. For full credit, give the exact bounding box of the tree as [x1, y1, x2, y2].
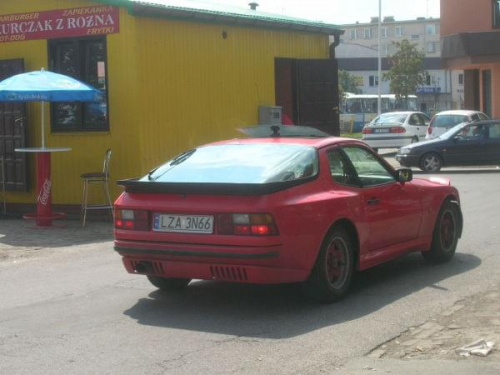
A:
[338, 70, 362, 99]
[383, 39, 426, 108]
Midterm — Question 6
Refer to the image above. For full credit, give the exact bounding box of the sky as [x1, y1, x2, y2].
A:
[211, 0, 440, 25]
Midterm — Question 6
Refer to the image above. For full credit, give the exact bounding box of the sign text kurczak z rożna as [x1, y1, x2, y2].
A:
[0, 6, 120, 43]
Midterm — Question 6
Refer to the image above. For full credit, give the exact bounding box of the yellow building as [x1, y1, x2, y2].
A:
[0, 0, 342, 216]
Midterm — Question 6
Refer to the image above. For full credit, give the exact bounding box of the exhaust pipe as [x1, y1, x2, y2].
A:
[134, 261, 153, 274]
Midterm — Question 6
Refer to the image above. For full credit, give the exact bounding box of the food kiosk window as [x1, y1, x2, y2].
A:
[49, 37, 109, 131]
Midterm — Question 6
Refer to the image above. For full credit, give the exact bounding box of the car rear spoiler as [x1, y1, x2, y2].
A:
[117, 177, 315, 195]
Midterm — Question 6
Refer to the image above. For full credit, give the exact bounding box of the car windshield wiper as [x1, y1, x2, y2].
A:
[147, 166, 159, 181]
[148, 149, 196, 181]
[170, 149, 196, 165]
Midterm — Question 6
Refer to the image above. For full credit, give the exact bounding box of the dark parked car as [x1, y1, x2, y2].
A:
[396, 120, 500, 172]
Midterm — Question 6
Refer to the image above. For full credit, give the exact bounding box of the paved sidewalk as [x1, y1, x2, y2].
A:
[0, 217, 113, 263]
[332, 285, 500, 374]
[371, 289, 500, 362]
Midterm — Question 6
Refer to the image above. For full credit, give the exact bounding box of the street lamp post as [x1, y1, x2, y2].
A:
[377, 0, 382, 116]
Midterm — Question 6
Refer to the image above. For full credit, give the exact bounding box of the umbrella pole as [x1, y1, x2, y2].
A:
[41, 101, 45, 148]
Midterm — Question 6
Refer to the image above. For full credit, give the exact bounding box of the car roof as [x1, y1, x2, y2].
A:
[378, 111, 418, 115]
[208, 135, 366, 150]
[466, 119, 499, 125]
[434, 110, 484, 116]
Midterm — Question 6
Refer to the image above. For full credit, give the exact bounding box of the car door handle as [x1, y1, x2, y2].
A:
[367, 198, 380, 205]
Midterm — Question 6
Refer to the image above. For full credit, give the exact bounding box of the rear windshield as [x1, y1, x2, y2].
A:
[431, 114, 469, 128]
[372, 113, 407, 125]
[146, 144, 318, 184]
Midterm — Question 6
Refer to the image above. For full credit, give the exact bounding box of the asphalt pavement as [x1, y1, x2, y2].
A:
[1, 161, 500, 374]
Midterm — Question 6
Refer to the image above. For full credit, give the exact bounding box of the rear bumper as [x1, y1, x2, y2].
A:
[114, 240, 309, 284]
[362, 136, 414, 149]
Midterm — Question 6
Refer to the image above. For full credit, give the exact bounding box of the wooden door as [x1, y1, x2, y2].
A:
[0, 59, 29, 191]
[296, 59, 339, 135]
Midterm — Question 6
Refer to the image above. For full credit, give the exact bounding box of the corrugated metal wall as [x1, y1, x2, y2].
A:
[134, 18, 329, 170]
[1, 0, 329, 206]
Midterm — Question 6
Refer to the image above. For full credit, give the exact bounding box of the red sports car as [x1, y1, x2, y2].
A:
[114, 125, 463, 302]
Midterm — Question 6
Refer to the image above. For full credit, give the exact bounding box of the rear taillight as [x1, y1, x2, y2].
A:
[390, 126, 406, 133]
[115, 209, 149, 231]
[217, 213, 278, 236]
[362, 127, 373, 134]
[427, 126, 433, 134]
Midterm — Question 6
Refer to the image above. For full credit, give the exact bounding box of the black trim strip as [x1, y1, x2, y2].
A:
[116, 178, 316, 195]
[362, 136, 413, 141]
[114, 246, 279, 259]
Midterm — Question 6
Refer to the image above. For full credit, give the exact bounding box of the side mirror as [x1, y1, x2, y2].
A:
[396, 168, 413, 183]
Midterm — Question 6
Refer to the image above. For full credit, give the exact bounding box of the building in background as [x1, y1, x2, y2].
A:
[335, 16, 465, 115]
[441, 0, 500, 119]
[0, 0, 342, 214]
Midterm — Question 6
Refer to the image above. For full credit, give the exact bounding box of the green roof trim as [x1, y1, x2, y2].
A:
[93, 0, 343, 35]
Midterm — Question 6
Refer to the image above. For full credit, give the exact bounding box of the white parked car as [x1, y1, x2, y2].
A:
[361, 111, 430, 151]
[425, 110, 489, 140]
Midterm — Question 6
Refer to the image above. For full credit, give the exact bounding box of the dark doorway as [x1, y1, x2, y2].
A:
[464, 69, 480, 111]
[482, 70, 492, 118]
[275, 58, 339, 135]
[0, 59, 29, 191]
[275, 58, 296, 125]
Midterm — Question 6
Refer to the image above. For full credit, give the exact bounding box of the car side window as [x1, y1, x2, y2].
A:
[409, 114, 419, 125]
[471, 114, 480, 122]
[479, 113, 489, 121]
[489, 124, 500, 139]
[460, 124, 488, 140]
[327, 148, 360, 187]
[341, 146, 396, 187]
[418, 114, 430, 125]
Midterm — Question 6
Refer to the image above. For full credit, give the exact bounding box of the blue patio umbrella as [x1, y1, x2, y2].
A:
[0, 69, 102, 148]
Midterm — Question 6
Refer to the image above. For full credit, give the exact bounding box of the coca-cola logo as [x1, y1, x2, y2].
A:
[38, 179, 51, 205]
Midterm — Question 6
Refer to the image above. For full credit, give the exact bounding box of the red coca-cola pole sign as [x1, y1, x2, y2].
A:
[19, 148, 71, 227]
[36, 153, 53, 226]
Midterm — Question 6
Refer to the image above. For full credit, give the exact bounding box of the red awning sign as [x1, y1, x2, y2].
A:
[0, 5, 120, 43]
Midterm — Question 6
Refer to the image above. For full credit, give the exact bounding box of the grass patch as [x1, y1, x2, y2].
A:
[340, 133, 362, 139]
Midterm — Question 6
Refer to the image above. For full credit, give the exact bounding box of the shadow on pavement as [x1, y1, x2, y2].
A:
[124, 251, 480, 339]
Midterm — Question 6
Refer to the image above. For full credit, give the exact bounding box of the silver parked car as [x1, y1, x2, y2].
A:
[425, 110, 489, 140]
[361, 111, 430, 151]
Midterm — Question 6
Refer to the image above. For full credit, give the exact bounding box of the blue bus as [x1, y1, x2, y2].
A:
[340, 93, 419, 133]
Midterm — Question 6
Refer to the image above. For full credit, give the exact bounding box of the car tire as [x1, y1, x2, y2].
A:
[420, 152, 442, 172]
[147, 276, 191, 291]
[422, 200, 460, 263]
[302, 226, 355, 303]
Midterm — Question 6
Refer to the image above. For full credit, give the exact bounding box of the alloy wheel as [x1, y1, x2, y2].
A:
[422, 154, 441, 172]
[325, 237, 350, 289]
[440, 210, 457, 251]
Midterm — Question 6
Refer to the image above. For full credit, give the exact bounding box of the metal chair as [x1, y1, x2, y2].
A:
[80, 149, 113, 226]
[0, 156, 6, 214]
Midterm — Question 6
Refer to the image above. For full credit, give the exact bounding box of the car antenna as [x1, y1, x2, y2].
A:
[271, 125, 281, 137]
